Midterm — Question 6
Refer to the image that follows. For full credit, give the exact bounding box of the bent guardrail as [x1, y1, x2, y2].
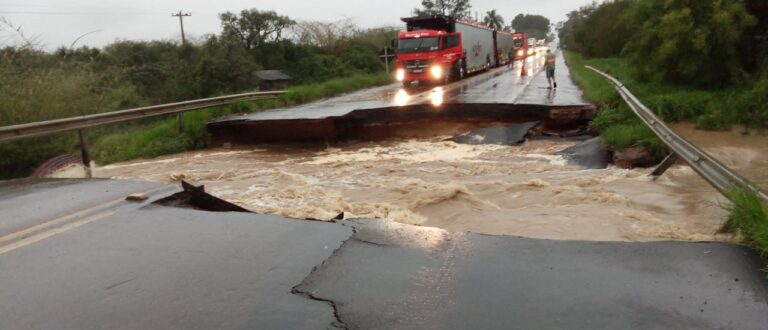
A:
[0, 90, 285, 177]
[586, 66, 768, 204]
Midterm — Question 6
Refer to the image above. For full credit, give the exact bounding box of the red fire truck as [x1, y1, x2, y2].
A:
[395, 15, 497, 87]
[512, 32, 530, 60]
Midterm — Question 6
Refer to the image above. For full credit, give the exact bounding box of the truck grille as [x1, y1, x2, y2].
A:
[404, 59, 432, 74]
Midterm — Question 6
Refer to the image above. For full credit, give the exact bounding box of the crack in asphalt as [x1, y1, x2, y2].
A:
[290, 286, 348, 330]
[289, 222, 359, 330]
[350, 236, 394, 248]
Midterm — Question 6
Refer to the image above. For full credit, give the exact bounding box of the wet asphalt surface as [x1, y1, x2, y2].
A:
[2, 52, 768, 328]
[212, 52, 587, 123]
[1, 179, 767, 329]
[208, 52, 596, 144]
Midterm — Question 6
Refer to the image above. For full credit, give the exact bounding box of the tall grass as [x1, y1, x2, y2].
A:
[727, 188, 768, 260]
[0, 72, 392, 178]
[565, 51, 768, 157]
[0, 65, 140, 126]
[565, 51, 667, 156]
[568, 50, 768, 262]
[565, 51, 748, 130]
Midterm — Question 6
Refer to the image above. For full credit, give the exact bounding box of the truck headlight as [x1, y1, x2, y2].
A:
[430, 66, 443, 79]
[516, 50, 523, 57]
[396, 69, 405, 82]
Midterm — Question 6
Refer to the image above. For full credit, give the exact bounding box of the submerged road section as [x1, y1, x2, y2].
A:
[0, 179, 766, 329]
[209, 53, 596, 143]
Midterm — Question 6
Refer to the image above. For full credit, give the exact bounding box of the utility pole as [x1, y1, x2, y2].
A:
[172, 10, 191, 132]
[379, 46, 396, 74]
[172, 11, 191, 45]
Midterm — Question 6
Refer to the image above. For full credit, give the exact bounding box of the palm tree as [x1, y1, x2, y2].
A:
[483, 10, 504, 30]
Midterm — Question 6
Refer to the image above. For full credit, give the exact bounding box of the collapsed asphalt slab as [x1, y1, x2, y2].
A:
[558, 136, 610, 169]
[296, 219, 768, 330]
[452, 121, 539, 146]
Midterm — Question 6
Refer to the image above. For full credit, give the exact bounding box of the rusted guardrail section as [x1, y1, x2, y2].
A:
[586, 66, 768, 204]
[0, 90, 285, 142]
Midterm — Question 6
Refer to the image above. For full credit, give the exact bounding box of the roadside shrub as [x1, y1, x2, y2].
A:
[601, 121, 662, 152]
[646, 92, 713, 123]
[589, 104, 634, 131]
[734, 76, 768, 131]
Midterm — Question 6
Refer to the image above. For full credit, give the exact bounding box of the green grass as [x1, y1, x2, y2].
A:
[567, 51, 768, 264]
[88, 72, 392, 165]
[565, 51, 667, 156]
[727, 188, 768, 260]
[565, 51, 761, 157]
[566, 51, 743, 128]
[0, 72, 392, 178]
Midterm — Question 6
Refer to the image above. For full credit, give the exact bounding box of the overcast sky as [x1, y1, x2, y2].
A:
[0, 0, 592, 50]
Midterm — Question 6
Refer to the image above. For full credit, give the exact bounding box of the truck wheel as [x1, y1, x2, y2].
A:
[457, 60, 466, 80]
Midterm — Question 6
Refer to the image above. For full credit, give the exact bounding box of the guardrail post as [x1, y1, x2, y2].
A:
[178, 112, 185, 133]
[78, 129, 92, 178]
[650, 153, 679, 178]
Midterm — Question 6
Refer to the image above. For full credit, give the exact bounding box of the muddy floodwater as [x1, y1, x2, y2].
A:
[51, 136, 735, 242]
[673, 123, 768, 189]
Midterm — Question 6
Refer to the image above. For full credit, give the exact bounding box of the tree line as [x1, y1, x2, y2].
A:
[415, 0, 553, 39]
[0, 9, 398, 127]
[558, 0, 767, 88]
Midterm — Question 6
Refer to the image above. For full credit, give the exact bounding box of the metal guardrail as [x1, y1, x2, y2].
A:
[586, 66, 768, 203]
[0, 90, 285, 143]
[0, 90, 284, 178]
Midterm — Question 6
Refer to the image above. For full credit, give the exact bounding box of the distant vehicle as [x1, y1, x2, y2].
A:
[495, 30, 516, 67]
[395, 15, 507, 87]
[527, 38, 537, 56]
[512, 32, 530, 60]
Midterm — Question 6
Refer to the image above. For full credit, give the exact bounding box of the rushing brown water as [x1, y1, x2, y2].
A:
[51, 137, 733, 242]
[673, 123, 768, 189]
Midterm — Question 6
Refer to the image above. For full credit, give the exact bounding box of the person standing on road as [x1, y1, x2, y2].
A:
[545, 49, 557, 89]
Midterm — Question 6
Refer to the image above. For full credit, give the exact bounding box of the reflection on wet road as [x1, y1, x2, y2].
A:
[212, 51, 577, 123]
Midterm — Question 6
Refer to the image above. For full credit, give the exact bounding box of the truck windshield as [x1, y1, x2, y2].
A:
[513, 39, 523, 48]
[398, 37, 439, 53]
